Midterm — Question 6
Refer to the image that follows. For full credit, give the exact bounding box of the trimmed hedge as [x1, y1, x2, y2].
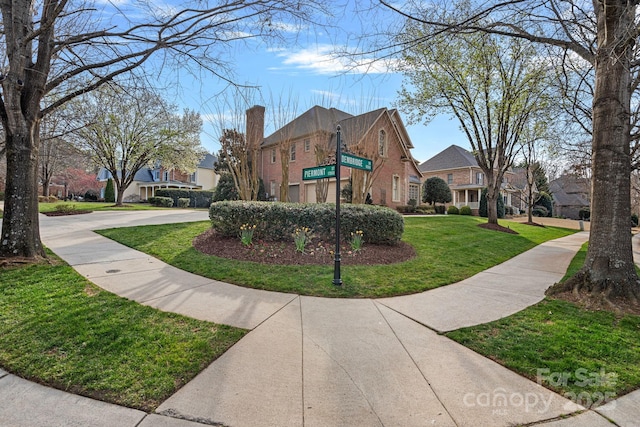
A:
[459, 205, 472, 215]
[177, 198, 190, 208]
[209, 201, 404, 245]
[155, 189, 214, 208]
[447, 205, 459, 215]
[148, 196, 174, 207]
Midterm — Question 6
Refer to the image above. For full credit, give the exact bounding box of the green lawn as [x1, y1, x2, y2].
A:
[0, 251, 247, 411]
[446, 242, 640, 404]
[97, 215, 576, 298]
[38, 201, 172, 213]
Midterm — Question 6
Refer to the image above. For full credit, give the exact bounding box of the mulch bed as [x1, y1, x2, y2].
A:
[193, 228, 416, 266]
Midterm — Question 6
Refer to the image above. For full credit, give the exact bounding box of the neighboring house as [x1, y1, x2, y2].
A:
[549, 174, 590, 219]
[256, 105, 423, 208]
[418, 145, 524, 214]
[98, 153, 220, 201]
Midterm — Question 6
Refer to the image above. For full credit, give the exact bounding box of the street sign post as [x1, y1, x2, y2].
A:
[301, 131, 372, 287]
[302, 164, 336, 181]
[340, 152, 373, 171]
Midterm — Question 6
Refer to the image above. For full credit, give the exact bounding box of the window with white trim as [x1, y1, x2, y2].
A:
[290, 143, 296, 161]
[304, 139, 310, 152]
[392, 175, 400, 202]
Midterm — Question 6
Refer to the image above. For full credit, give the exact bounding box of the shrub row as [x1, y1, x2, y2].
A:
[38, 195, 59, 203]
[155, 189, 214, 208]
[209, 201, 404, 245]
[148, 196, 174, 207]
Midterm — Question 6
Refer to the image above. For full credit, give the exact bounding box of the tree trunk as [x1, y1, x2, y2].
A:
[0, 132, 45, 259]
[485, 171, 499, 224]
[548, 1, 640, 303]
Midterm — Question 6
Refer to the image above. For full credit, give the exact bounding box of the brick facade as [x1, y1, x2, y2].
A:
[256, 106, 423, 208]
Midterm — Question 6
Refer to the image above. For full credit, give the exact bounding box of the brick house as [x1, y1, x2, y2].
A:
[255, 105, 423, 208]
[418, 145, 524, 214]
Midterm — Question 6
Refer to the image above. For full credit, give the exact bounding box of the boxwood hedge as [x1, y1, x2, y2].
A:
[155, 189, 214, 208]
[209, 201, 404, 245]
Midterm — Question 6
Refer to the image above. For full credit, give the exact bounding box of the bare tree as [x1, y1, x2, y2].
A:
[74, 85, 205, 206]
[268, 92, 300, 202]
[377, 0, 640, 303]
[396, 25, 551, 224]
[0, 0, 331, 260]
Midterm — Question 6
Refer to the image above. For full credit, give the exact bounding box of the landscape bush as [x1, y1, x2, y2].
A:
[532, 205, 549, 217]
[84, 190, 99, 201]
[209, 201, 404, 245]
[447, 205, 459, 215]
[177, 198, 190, 208]
[578, 207, 591, 221]
[632, 213, 638, 227]
[434, 205, 446, 214]
[148, 196, 174, 207]
[38, 195, 59, 203]
[155, 189, 214, 208]
[459, 205, 472, 215]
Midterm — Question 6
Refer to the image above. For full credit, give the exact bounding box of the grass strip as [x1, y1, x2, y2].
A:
[97, 215, 576, 298]
[38, 201, 174, 212]
[0, 251, 247, 411]
[446, 298, 640, 405]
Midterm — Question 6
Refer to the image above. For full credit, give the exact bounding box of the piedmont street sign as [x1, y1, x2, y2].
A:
[302, 164, 336, 181]
[340, 152, 373, 172]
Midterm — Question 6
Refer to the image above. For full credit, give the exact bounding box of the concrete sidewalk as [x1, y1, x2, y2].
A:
[1, 210, 638, 426]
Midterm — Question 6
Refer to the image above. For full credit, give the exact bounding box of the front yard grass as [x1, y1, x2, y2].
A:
[0, 251, 247, 411]
[38, 201, 171, 213]
[97, 215, 576, 298]
[446, 243, 640, 405]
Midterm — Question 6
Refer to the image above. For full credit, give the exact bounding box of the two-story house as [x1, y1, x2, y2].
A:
[419, 145, 524, 214]
[97, 153, 220, 202]
[255, 105, 423, 209]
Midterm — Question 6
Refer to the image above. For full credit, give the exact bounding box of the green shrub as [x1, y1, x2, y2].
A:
[177, 198, 190, 208]
[579, 207, 591, 221]
[0, 191, 4, 201]
[155, 189, 214, 208]
[209, 201, 404, 245]
[148, 196, 174, 207]
[54, 204, 76, 213]
[434, 205, 446, 214]
[416, 206, 434, 214]
[632, 213, 638, 227]
[532, 205, 548, 217]
[459, 205, 472, 215]
[447, 205, 459, 215]
[84, 190, 99, 201]
[105, 178, 115, 203]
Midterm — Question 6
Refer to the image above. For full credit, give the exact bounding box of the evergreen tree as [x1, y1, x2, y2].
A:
[422, 177, 452, 205]
[104, 178, 115, 203]
[213, 173, 239, 201]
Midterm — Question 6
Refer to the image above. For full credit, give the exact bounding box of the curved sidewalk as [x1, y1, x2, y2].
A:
[0, 210, 638, 427]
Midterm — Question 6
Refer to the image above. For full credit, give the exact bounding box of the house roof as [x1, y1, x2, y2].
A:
[263, 105, 353, 147]
[197, 153, 218, 170]
[549, 175, 590, 207]
[418, 145, 478, 172]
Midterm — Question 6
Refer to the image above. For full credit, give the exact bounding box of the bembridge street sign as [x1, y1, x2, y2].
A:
[340, 152, 373, 172]
[302, 164, 336, 181]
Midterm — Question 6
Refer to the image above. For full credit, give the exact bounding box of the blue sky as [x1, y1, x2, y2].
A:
[164, 5, 471, 164]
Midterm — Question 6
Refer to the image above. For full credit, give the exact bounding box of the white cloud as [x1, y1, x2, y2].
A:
[273, 44, 396, 76]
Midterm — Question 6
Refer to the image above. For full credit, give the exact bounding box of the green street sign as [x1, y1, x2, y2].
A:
[302, 164, 336, 180]
[341, 153, 373, 171]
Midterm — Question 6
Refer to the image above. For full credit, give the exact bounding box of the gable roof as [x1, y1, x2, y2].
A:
[197, 153, 217, 170]
[418, 145, 478, 172]
[263, 105, 352, 147]
[549, 175, 590, 207]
